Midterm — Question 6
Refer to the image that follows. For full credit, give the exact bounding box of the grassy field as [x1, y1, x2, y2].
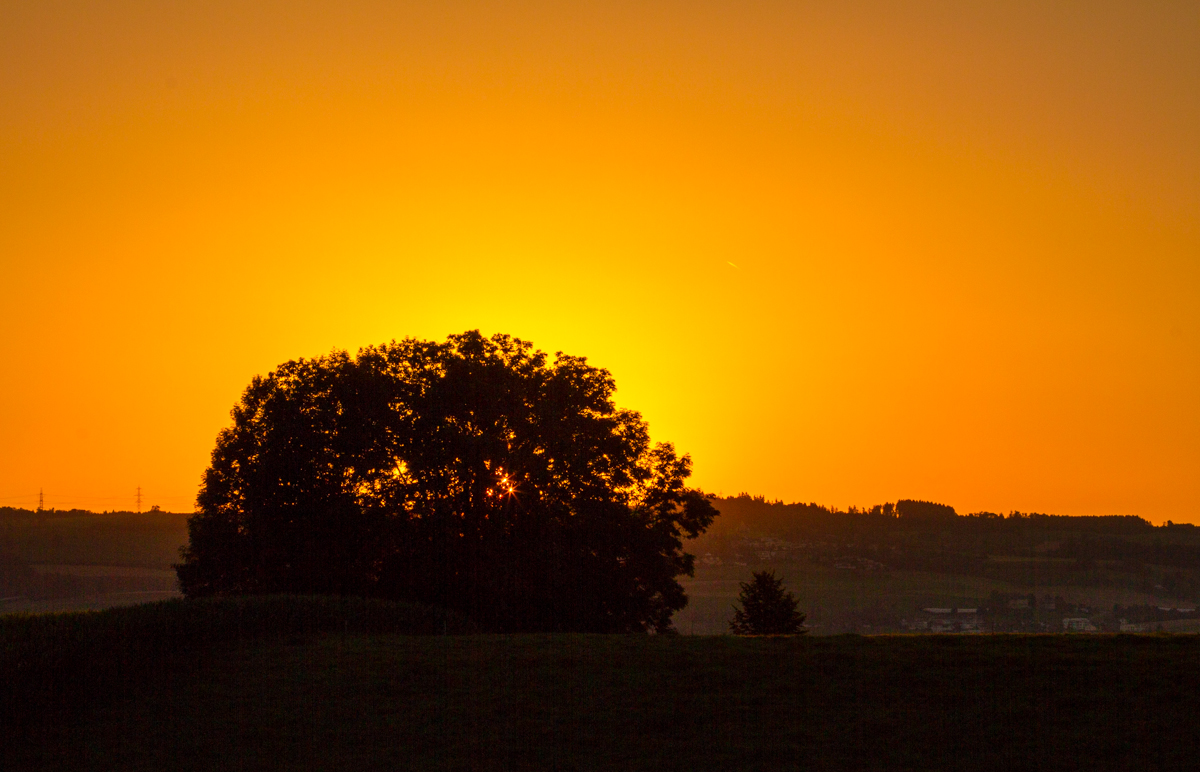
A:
[6, 597, 1200, 771]
[1, 564, 181, 614]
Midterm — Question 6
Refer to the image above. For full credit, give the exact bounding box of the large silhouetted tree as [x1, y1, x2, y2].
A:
[176, 331, 717, 632]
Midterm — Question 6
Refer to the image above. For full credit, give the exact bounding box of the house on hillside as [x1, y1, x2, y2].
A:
[832, 556, 886, 571]
[905, 607, 981, 633]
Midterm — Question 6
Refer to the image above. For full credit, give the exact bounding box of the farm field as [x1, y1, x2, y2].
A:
[676, 561, 1171, 635]
[0, 509, 187, 613]
[0, 510, 189, 568]
[6, 598, 1200, 771]
[5, 557, 1168, 628]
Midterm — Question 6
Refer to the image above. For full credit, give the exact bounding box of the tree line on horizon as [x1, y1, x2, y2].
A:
[1, 494, 1191, 577]
[0, 493, 1177, 532]
[706, 493, 1173, 535]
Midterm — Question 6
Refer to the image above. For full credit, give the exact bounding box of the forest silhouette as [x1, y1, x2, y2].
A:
[175, 331, 716, 633]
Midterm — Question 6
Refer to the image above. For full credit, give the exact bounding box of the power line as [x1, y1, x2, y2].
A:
[0, 490, 198, 511]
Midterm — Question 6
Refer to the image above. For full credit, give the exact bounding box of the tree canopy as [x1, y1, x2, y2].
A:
[730, 571, 806, 635]
[176, 331, 717, 633]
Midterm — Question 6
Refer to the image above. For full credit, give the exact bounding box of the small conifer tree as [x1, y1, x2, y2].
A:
[730, 570, 806, 635]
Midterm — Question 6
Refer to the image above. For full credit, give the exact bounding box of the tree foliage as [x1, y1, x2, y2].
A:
[730, 571, 806, 635]
[176, 331, 717, 633]
[895, 499, 958, 522]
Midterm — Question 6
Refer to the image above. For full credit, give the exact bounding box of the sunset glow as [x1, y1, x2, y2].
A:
[2, 1, 1197, 520]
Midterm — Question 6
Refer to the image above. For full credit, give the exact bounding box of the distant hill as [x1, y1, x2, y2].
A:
[700, 494, 1168, 540]
[0, 507, 190, 569]
[677, 495, 1200, 633]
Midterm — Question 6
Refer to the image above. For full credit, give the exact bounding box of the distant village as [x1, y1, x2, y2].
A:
[898, 598, 1198, 635]
[689, 525, 1200, 634]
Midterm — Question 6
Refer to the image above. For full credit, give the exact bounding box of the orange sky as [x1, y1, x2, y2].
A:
[1, 1, 1197, 520]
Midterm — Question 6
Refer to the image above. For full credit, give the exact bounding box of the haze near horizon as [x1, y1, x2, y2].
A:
[1, 1, 1196, 521]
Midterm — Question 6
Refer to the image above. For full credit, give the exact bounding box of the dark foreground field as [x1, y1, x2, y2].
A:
[6, 599, 1200, 771]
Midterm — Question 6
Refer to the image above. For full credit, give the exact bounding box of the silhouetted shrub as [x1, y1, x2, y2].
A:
[730, 571, 806, 635]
